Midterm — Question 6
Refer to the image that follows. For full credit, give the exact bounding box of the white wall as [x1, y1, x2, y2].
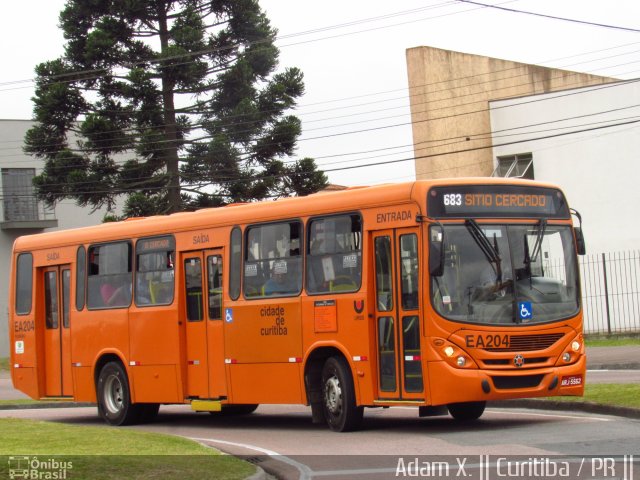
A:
[489, 80, 640, 254]
[0, 120, 121, 357]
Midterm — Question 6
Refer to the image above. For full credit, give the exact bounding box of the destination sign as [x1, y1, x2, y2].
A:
[136, 235, 175, 253]
[427, 185, 570, 219]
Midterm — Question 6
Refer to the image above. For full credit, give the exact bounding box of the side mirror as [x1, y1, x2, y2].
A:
[574, 227, 586, 256]
[429, 225, 445, 277]
[570, 209, 586, 256]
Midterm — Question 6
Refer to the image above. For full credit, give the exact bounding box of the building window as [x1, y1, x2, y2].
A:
[2, 168, 38, 221]
[494, 153, 534, 179]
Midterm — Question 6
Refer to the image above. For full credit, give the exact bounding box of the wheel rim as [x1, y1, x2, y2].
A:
[324, 374, 342, 416]
[103, 374, 124, 414]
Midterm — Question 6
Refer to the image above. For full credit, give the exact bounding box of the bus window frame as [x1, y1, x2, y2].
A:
[243, 218, 304, 300]
[229, 226, 242, 301]
[134, 235, 176, 308]
[15, 252, 34, 316]
[86, 241, 133, 310]
[305, 211, 363, 296]
[76, 246, 86, 312]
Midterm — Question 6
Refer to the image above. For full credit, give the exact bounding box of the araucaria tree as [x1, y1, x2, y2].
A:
[25, 0, 327, 217]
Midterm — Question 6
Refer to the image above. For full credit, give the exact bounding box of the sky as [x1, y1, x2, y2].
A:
[1, 0, 639, 187]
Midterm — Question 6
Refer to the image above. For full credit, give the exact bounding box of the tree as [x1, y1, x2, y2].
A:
[25, 0, 327, 217]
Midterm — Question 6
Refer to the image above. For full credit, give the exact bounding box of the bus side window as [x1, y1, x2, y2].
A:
[76, 247, 86, 311]
[229, 227, 242, 300]
[15, 253, 33, 315]
[87, 242, 132, 309]
[306, 214, 362, 294]
[243, 221, 302, 298]
[134, 236, 175, 307]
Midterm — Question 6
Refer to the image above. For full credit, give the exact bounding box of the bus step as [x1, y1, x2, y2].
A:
[190, 399, 222, 412]
[39, 397, 74, 401]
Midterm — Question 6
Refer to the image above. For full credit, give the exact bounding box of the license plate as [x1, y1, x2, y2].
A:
[561, 375, 583, 387]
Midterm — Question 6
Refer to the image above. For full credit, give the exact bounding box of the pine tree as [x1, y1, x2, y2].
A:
[25, 0, 327, 217]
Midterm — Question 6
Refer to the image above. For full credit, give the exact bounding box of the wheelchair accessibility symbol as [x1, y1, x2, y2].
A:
[518, 301, 532, 321]
[225, 308, 233, 323]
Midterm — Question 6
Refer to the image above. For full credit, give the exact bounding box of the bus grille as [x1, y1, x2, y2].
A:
[483, 333, 564, 352]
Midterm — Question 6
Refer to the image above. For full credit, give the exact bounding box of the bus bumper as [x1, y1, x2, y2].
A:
[426, 354, 586, 406]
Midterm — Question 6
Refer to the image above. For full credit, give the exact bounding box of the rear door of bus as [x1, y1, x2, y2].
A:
[42, 265, 72, 397]
[182, 250, 226, 399]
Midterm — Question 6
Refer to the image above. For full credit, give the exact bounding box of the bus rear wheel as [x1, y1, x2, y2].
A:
[447, 401, 486, 421]
[97, 361, 142, 426]
[321, 356, 363, 432]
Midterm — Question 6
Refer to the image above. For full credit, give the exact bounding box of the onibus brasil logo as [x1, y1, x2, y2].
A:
[8, 456, 73, 479]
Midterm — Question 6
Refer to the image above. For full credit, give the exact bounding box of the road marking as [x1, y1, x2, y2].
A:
[488, 409, 612, 421]
[189, 436, 314, 479]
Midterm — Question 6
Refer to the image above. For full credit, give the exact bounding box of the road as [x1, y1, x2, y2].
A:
[1, 403, 638, 479]
[2, 364, 639, 479]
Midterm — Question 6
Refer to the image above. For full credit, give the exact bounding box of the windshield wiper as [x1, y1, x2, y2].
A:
[523, 219, 547, 278]
[465, 219, 502, 283]
[530, 219, 547, 263]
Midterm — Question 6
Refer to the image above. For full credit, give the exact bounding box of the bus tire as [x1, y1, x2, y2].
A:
[321, 356, 363, 432]
[97, 361, 142, 426]
[447, 401, 486, 421]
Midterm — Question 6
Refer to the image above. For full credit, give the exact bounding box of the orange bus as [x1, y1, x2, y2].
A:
[8, 178, 586, 431]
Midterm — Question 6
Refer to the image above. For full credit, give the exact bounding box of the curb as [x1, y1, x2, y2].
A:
[588, 363, 640, 370]
[489, 399, 640, 419]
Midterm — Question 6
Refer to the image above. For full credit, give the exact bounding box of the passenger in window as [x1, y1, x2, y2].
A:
[264, 261, 297, 296]
[101, 279, 129, 307]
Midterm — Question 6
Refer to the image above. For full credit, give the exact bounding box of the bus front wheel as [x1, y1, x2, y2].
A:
[447, 401, 486, 421]
[321, 356, 363, 432]
[97, 361, 142, 426]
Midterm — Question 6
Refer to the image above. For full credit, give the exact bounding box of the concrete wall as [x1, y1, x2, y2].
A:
[489, 81, 640, 254]
[406, 46, 617, 180]
[0, 120, 119, 357]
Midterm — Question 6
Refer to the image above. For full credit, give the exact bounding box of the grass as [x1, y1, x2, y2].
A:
[553, 383, 640, 409]
[0, 357, 8, 372]
[0, 418, 255, 480]
[584, 335, 640, 347]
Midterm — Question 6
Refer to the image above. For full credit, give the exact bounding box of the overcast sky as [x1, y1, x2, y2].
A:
[1, 0, 639, 186]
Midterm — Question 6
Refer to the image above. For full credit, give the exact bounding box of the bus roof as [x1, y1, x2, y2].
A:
[12, 178, 565, 252]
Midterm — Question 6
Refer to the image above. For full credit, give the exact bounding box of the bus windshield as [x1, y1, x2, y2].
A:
[431, 222, 579, 325]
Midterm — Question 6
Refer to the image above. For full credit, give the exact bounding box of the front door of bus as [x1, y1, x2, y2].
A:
[183, 250, 226, 399]
[373, 229, 424, 400]
[42, 265, 72, 397]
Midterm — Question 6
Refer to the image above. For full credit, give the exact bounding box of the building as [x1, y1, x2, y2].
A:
[406, 46, 617, 180]
[489, 80, 640, 254]
[405, 45, 638, 253]
[1, 120, 118, 357]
